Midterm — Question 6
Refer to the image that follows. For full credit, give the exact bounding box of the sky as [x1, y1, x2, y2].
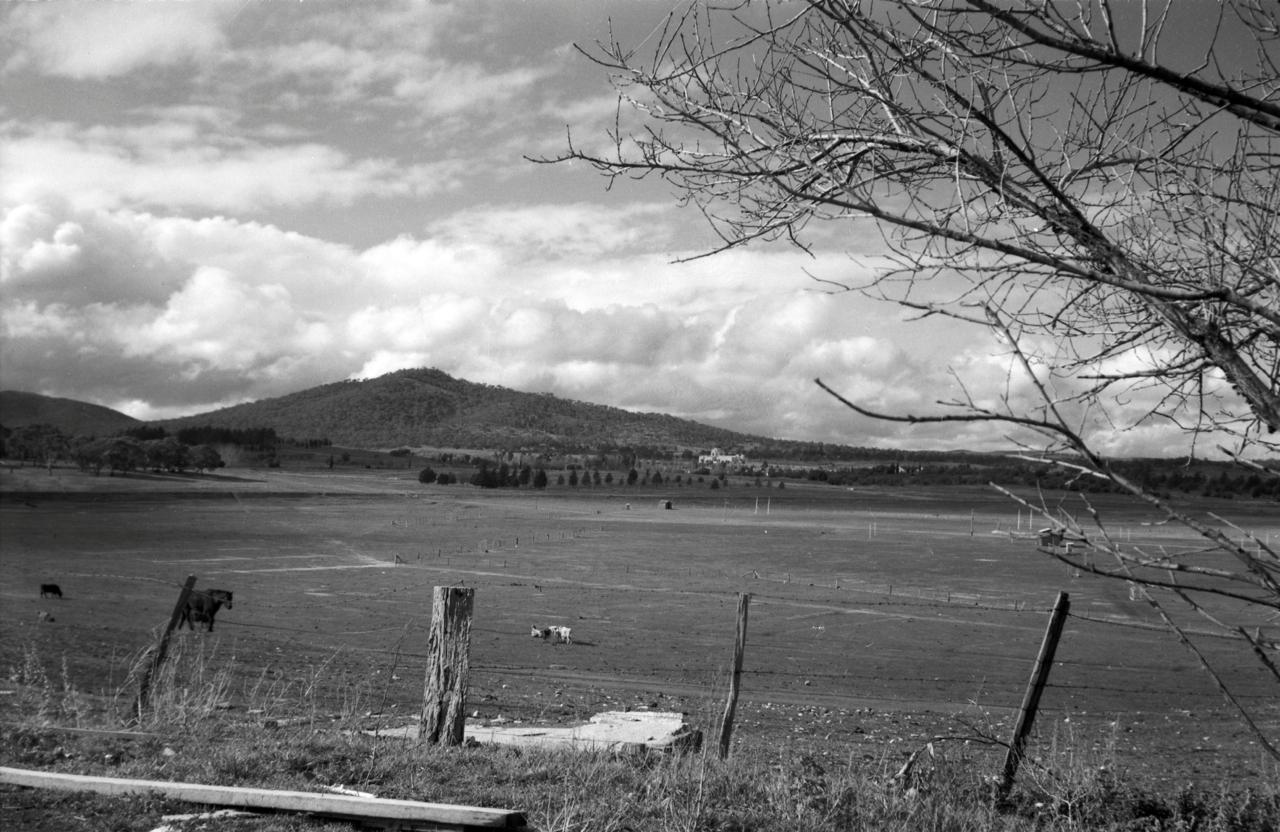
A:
[0, 0, 1246, 456]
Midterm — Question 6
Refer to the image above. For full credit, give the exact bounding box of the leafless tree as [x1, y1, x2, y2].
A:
[547, 0, 1280, 759]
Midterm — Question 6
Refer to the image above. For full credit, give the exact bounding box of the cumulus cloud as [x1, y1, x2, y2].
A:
[0, 197, 1003, 446]
[0, 2, 1228, 455]
[0, 120, 462, 215]
[394, 64, 556, 118]
[182, 1, 557, 133]
[0, 184, 1224, 454]
[425, 203, 675, 259]
[3, 2, 232, 78]
[0, 194, 1222, 454]
[1, 197, 188, 305]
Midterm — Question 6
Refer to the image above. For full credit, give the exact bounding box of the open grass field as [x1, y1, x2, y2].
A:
[2, 464, 1278, 789]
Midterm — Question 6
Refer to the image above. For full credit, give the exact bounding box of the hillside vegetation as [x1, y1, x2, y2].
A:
[5, 372, 1280, 501]
[156, 368, 764, 451]
[4, 375, 1279, 502]
[0, 391, 140, 437]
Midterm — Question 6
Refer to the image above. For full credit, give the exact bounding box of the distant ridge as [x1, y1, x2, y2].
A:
[157, 368, 766, 451]
[0, 390, 141, 437]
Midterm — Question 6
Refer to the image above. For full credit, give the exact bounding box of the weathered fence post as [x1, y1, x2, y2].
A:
[999, 591, 1070, 796]
[136, 575, 197, 719]
[419, 586, 474, 745]
[717, 592, 751, 759]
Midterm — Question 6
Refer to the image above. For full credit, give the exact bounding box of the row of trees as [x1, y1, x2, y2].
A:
[73, 436, 225, 476]
[3, 423, 67, 468]
[3, 423, 224, 476]
[789, 461, 1280, 499]
[423, 439, 1052, 471]
[419, 462, 758, 490]
[169, 425, 283, 451]
[419, 463, 628, 489]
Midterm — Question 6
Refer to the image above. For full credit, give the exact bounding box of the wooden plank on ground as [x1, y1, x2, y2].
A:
[0, 766, 528, 831]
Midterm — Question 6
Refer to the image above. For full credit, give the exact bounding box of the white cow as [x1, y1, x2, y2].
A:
[530, 625, 572, 644]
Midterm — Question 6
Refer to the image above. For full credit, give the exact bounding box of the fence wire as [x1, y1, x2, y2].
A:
[6, 496, 1276, 749]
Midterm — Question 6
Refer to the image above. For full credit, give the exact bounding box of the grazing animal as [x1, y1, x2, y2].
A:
[181, 589, 234, 632]
[37, 611, 51, 623]
[530, 626, 552, 640]
[40, 583, 62, 599]
[550, 625, 572, 644]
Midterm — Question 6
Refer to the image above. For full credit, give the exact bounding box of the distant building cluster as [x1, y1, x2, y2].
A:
[698, 448, 746, 466]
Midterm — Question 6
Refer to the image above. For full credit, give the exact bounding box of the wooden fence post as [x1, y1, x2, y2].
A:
[136, 575, 197, 719]
[999, 591, 1070, 796]
[419, 586, 474, 745]
[717, 593, 751, 759]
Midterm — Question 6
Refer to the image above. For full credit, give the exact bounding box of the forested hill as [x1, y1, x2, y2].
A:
[0, 390, 140, 436]
[156, 368, 765, 451]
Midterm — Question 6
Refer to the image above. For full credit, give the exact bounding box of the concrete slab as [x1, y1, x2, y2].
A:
[370, 711, 701, 754]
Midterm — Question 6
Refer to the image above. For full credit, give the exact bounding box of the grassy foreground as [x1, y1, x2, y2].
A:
[3, 642, 1278, 832]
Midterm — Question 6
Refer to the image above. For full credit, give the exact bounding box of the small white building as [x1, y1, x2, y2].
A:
[698, 448, 746, 466]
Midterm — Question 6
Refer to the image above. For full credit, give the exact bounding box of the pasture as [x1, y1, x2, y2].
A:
[2, 468, 1277, 785]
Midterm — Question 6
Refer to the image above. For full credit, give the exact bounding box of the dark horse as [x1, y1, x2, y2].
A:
[180, 589, 234, 632]
[40, 583, 62, 599]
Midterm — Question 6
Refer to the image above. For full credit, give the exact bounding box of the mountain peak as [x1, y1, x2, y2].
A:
[155, 368, 758, 452]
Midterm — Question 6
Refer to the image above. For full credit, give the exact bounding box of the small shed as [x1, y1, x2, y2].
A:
[1038, 528, 1064, 547]
[659, 499, 674, 510]
[1039, 527, 1085, 551]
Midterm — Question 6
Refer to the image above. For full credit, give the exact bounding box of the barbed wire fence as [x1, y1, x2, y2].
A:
[44, 571, 1268, 729]
[6, 496, 1275, 774]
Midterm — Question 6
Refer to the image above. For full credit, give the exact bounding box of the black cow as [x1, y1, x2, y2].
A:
[180, 589, 234, 632]
[40, 583, 62, 599]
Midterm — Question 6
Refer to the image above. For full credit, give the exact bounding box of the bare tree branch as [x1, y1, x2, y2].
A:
[554, 0, 1280, 766]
